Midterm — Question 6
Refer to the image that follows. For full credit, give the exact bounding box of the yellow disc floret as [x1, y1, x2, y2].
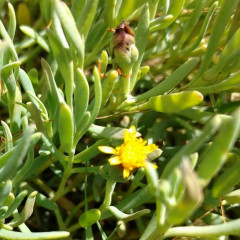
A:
[98, 126, 159, 179]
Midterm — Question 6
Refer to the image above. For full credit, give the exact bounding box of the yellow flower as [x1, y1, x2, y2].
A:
[98, 126, 159, 179]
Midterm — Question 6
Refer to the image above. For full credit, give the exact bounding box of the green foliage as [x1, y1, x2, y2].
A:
[0, 0, 240, 239]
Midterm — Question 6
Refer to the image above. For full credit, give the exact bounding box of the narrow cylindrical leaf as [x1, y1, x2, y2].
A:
[197, 108, 240, 186]
[130, 5, 149, 91]
[212, 161, 240, 198]
[135, 58, 199, 102]
[74, 68, 89, 131]
[0, 207, 8, 217]
[145, 161, 159, 195]
[164, 218, 240, 238]
[0, 126, 33, 182]
[27, 102, 45, 133]
[52, 10, 69, 49]
[149, 0, 185, 32]
[180, 1, 218, 55]
[90, 67, 102, 121]
[148, 91, 203, 113]
[54, 0, 84, 67]
[197, 0, 239, 75]
[10, 191, 37, 227]
[36, 193, 58, 211]
[179, 108, 231, 124]
[58, 102, 74, 153]
[41, 58, 62, 119]
[19, 68, 36, 97]
[4, 190, 28, 219]
[27, 91, 48, 118]
[2, 192, 14, 208]
[117, 0, 147, 21]
[0, 229, 69, 239]
[1, 62, 20, 95]
[1, 121, 13, 152]
[12, 147, 34, 186]
[20, 26, 49, 52]
[101, 50, 108, 74]
[79, 209, 101, 228]
[140, 212, 158, 240]
[101, 70, 118, 108]
[167, 168, 182, 200]
[41, 58, 62, 103]
[136, 65, 150, 82]
[167, 160, 203, 225]
[99, 179, 116, 212]
[74, 111, 91, 146]
[11, 85, 22, 133]
[100, 182, 156, 220]
[71, 0, 86, 20]
[0, 20, 18, 61]
[0, 147, 15, 169]
[176, 0, 207, 50]
[203, 28, 240, 81]
[107, 206, 150, 222]
[46, 30, 73, 99]
[64, 60, 74, 109]
[7, 3, 16, 40]
[193, 70, 240, 94]
[105, 0, 117, 24]
[0, 180, 12, 206]
[149, 15, 173, 33]
[76, 0, 99, 38]
[227, 1, 240, 41]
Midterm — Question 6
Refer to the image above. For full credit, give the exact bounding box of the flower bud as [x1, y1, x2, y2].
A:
[111, 22, 139, 75]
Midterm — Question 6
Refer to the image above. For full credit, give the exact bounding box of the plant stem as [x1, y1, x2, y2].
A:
[67, 223, 81, 233]
[55, 208, 66, 231]
[53, 151, 74, 201]
[99, 179, 116, 212]
[163, 218, 240, 238]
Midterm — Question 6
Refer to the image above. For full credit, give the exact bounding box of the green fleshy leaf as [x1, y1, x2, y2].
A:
[148, 91, 203, 113]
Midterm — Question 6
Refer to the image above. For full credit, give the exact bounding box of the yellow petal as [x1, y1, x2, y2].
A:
[124, 125, 137, 142]
[128, 126, 137, 139]
[109, 156, 121, 165]
[151, 163, 158, 169]
[98, 146, 116, 154]
[145, 144, 158, 153]
[129, 125, 136, 134]
[124, 129, 130, 142]
[123, 168, 130, 178]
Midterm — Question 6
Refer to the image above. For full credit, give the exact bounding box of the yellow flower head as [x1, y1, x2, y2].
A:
[98, 126, 158, 179]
